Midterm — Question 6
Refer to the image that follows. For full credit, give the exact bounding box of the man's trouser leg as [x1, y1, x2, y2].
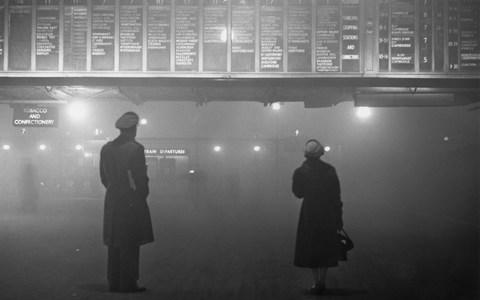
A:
[107, 246, 140, 292]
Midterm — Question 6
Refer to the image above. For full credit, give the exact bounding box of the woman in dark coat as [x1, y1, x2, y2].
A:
[292, 139, 343, 294]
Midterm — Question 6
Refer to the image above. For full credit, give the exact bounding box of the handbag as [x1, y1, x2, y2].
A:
[338, 229, 354, 261]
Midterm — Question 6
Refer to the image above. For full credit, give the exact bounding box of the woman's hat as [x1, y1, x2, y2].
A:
[304, 139, 325, 158]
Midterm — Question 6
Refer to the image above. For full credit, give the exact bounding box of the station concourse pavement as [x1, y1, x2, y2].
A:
[0, 195, 477, 300]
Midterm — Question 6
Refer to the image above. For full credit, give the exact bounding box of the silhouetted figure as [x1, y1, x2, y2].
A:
[292, 139, 343, 295]
[19, 158, 39, 214]
[100, 112, 154, 293]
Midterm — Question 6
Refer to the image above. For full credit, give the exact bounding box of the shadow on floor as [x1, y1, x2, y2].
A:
[77, 283, 109, 293]
[304, 288, 369, 297]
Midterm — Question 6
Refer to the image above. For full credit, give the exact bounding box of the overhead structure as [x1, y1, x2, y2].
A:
[0, 0, 478, 107]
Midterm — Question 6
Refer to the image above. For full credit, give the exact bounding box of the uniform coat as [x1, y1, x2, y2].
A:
[100, 134, 154, 248]
[292, 158, 342, 268]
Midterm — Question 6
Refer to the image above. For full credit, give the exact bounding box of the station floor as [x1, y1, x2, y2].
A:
[0, 196, 478, 300]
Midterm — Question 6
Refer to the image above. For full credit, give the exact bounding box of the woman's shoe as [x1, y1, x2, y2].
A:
[308, 282, 325, 295]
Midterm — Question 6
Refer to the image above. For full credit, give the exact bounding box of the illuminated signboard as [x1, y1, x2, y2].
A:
[145, 148, 188, 157]
[12, 104, 59, 127]
[0, 0, 478, 77]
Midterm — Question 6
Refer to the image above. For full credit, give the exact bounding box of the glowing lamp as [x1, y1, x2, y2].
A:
[67, 101, 88, 122]
[355, 107, 372, 120]
[271, 102, 281, 111]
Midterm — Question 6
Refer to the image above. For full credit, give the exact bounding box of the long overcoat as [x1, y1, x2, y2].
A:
[292, 158, 342, 268]
[100, 134, 154, 248]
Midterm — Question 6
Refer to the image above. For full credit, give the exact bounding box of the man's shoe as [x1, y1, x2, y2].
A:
[118, 286, 147, 293]
[131, 286, 147, 293]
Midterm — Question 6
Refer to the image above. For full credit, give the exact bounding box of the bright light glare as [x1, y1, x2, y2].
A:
[140, 118, 148, 125]
[271, 102, 282, 111]
[324, 146, 331, 152]
[443, 136, 449, 142]
[253, 145, 261, 152]
[188, 169, 196, 174]
[213, 145, 222, 152]
[39, 144, 47, 151]
[2, 144, 11, 150]
[84, 152, 92, 158]
[295, 129, 300, 136]
[356, 107, 372, 119]
[67, 101, 88, 122]
[75, 144, 83, 151]
[220, 29, 227, 42]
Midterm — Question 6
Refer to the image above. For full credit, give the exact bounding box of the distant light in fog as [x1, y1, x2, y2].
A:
[75, 144, 83, 151]
[94, 128, 103, 136]
[39, 144, 47, 151]
[324, 146, 331, 152]
[253, 145, 261, 152]
[140, 118, 148, 125]
[2, 144, 11, 151]
[356, 107, 372, 119]
[271, 102, 282, 111]
[188, 169, 196, 174]
[443, 136, 449, 142]
[213, 145, 222, 152]
[67, 101, 88, 122]
[295, 129, 300, 136]
[84, 152, 93, 158]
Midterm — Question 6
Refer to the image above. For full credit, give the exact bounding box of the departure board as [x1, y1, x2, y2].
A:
[203, 0, 228, 72]
[260, 0, 284, 72]
[341, 0, 360, 72]
[433, 0, 445, 72]
[0, 3, 4, 71]
[287, 0, 312, 72]
[419, 0, 433, 72]
[64, 0, 88, 71]
[8, 0, 32, 70]
[175, 0, 199, 72]
[458, 0, 480, 71]
[0, 0, 477, 77]
[36, 2, 60, 71]
[231, 0, 255, 72]
[147, 0, 171, 71]
[119, 0, 143, 71]
[91, 0, 115, 71]
[390, 0, 415, 72]
[378, 0, 389, 71]
[316, 0, 340, 72]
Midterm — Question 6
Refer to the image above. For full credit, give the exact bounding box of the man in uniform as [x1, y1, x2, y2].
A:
[100, 112, 154, 293]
